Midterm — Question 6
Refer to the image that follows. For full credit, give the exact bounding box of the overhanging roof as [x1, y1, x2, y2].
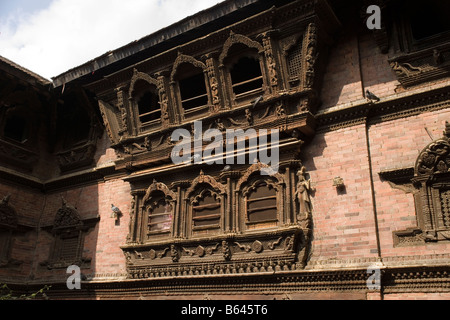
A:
[51, 0, 288, 88]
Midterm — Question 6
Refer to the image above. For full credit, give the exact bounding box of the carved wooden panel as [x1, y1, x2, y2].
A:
[56, 233, 82, 261]
[246, 181, 277, 223]
[147, 193, 173, 233]
[192, 190, 221, 228]
[439, 189, 450, 228]
[393, 122, 450, 245]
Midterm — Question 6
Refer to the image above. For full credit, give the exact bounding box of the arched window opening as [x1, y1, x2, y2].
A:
[230, 56, 263, 96]
[3, 114, 28, 143]
[137, 90, 161, 124]
[133, 80, 161, 126]
[178, 65, 208, 111]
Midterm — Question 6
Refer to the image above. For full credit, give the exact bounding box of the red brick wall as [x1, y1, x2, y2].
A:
[302, 123, 380, 268]
[384, 292, 450, 300]
[0, 183, 44, 281]
[91, 178, 131, 278]
[369, 109, 450, 263]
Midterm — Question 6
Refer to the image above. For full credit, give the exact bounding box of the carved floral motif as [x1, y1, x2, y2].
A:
[416, 122, 450, 175]
[303, 23, 319, 88]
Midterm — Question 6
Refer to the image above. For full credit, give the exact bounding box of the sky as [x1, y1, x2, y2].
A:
[0, 0, 223, 80]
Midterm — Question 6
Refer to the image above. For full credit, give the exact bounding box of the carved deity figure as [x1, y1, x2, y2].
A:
[222, 240, 231, 261]
[171, 244, 179, 263]
[295, 166, 312, 217]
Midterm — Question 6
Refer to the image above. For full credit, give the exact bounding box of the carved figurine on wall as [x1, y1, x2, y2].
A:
[295, 166, 312, 219]
[171, 244, 180, 263]
[222, 240, 231, 261]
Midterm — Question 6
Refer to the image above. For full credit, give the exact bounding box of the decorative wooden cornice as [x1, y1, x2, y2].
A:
[316, 84, 450, 133]
[7, 264, 450, 299]
[379, 167, 414, 184]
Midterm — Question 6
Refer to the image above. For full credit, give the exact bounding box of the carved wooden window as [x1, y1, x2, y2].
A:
[229, 55, 263, 97]
[192, 189, 221, 229]
[246, 181, 277, 225]
[137, 90, 161, 125]
[57, 94, 91, 149]
[394, 0, 450, 52]
[237, 164, 286, 231]
[130, 79, 161, 132]
[408, 1, 450, 42]
[178, 66, 208, 112]
[52, 231, 83, 263]
[3, 114, 28, 143]
[393, 122, 450, 245]
[147, 191, 173, 234]
[434, 187, 450, 228]
[44, 199, 97, 269]
[286, 43, 302, 82]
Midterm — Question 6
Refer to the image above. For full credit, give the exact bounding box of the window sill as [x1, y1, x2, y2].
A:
[192, 224, 220, 231]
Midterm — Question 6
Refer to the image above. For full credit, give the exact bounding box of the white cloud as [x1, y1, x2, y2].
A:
[0, 0, 222, 79]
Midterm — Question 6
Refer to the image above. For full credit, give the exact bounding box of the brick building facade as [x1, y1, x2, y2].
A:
[1, 0, 450, 300]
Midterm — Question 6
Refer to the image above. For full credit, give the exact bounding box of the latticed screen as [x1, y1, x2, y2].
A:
[440, 189, 450, 227]
[287, 44, 302, 79]
[58, 236, 79, 261]
[192, 191, 221, 227]
[247, 182, 277, 222]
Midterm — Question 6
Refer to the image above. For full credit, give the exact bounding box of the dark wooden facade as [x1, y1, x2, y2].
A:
[1, 0, 450, 300]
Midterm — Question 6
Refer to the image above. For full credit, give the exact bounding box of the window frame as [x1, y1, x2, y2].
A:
[243, 178, 280, 230]
[128, 70, 163, 134]
[170, 54, 211, 121]
[190, 188, 222, 232]
[145, 191, 174, 237]
[218, 32, 267, 108]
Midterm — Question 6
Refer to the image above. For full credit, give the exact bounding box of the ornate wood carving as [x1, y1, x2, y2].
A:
[218, 31, 264, 66]
[390, 123, 450, 246]
[186, 170, 227, 198]
[415, 122, 450, 176]
[56, 142, 97, 172]
[143, 180, 177, 204]
[205, 55, 221, 112]
[41, 198, 99, 269]
[170, 53, 207, 82]
[236, 162, 285, 192]
[98, 99, 120, 144]
[129, 68, 159, 96]
[121, 225, 306, 279]
[156, 74, 170, 128]
[302, 22, 319, 89]
[52, 197, 83, 231]
[0, 139, 39, 172]
[261, 32, 278, 89]
[116, 87, 130, 136]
